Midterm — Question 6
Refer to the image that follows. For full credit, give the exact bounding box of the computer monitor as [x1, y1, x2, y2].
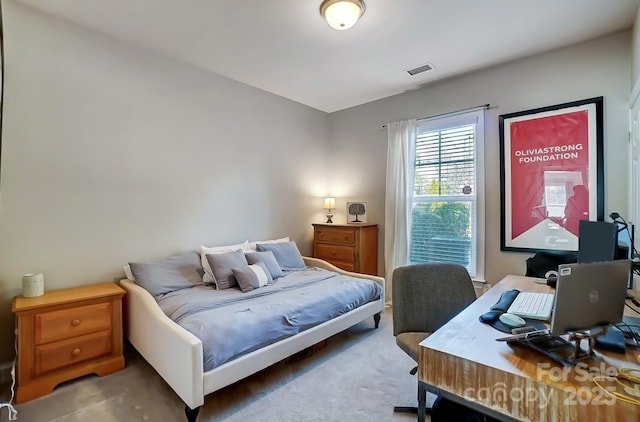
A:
[577, 220, 635, 288]
[577, 220, 617, 263]
[550, 260, 630, 336]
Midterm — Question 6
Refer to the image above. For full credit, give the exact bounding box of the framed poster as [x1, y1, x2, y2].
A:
[499, 97, 604, 253]
[346, 201, 367, 223]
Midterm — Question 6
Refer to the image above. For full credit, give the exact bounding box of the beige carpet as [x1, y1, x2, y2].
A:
[1, 311, 435, 421]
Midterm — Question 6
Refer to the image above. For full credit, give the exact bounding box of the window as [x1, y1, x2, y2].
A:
[409, 109, 485, 279]
[542, 170, 584, 218]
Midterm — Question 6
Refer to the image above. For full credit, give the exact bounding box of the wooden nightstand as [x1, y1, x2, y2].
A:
[12, 282, 126, 403]
[312, 223, 378, 275]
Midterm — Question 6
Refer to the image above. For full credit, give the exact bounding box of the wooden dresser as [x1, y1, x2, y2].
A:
[312, 223, 378, 275]
[12, 282, 126, 403]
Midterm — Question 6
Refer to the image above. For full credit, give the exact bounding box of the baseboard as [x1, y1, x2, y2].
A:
[0, 361, 13, 385]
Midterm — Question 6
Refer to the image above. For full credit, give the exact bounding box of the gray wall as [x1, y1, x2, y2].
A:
[328, 31, 632, 284]
[0, 3, 329, 362]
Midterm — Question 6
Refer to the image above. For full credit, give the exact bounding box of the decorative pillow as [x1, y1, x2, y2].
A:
[123, 265, 135, 281]
[205, 249, 248, 290]
[256, 241, 306, 271]
[245, 250, 284, 279]
[247, 236, 289, 251]
[232, 262, 273, 293]
[129, 250, 203, 297]
[200, 241, 249, 283]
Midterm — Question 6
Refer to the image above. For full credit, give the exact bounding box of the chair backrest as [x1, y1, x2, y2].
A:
[392, 263, 476, 336]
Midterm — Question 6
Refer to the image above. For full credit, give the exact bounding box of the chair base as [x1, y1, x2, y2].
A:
[393, 405, 432, 415]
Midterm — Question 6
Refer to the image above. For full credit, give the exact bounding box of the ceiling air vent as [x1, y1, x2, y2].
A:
[406, 63, 434, 76]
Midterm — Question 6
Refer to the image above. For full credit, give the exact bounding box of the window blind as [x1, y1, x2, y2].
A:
[409, 111, 482, 277]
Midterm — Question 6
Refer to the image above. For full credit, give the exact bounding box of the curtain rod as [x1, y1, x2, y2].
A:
[381, 103, 493, 129]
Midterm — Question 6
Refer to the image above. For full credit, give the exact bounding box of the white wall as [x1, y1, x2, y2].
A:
[631, 6, 640, 290]
[328, 31, 632, 285]
[0, 2, 329, 362]
[633, 7, 640, 83]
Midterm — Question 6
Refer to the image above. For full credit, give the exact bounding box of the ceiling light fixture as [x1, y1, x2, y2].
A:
[319, 0, 366, 31]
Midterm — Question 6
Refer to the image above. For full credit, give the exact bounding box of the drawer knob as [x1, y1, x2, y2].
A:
[71, 319, 81, 327]
[343, 234, 349, 239]
[72, 348, 81, 357]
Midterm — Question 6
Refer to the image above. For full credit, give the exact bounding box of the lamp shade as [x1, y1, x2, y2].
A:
[320, 0, 365, 30]
[324, 197, 336, 210]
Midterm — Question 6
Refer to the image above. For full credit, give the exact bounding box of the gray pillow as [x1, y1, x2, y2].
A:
[129, 250, 203, 297]
[256, 241, 306, 271]
[232, 262, 273, 293]
[205, 249, 248, 289]
[245, 251, 284, 279]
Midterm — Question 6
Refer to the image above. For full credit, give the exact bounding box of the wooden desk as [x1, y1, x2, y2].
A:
[418, 275, 640, 422]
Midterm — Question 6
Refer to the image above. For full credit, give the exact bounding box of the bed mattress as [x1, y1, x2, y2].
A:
[156, 267, 382, 371]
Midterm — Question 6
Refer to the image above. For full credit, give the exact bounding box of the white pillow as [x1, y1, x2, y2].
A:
[247, 236, 289, 251]
[200, 241, 249, 283]
[123, 265, 135, 281]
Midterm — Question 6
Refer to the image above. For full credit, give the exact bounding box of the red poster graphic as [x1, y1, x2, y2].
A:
[509, 110, 589, 239]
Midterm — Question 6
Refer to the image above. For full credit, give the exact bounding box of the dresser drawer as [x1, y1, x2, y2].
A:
[312, 223, 378, 276]
[34, 330, 112, 375]
[315, 227, 356, 245]
[327, 260, 356, 272]
[35, 302, 112, 344]
[315, 243, 355, 263]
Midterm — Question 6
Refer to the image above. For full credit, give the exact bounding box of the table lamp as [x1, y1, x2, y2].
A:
[324, 197, 335, 223]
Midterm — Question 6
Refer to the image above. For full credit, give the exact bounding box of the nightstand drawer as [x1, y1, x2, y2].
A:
[315, 227, 356, 245]
[35, 302, 112, 344]
[34, 330, 112, 375]
[315, 244, 355, 262]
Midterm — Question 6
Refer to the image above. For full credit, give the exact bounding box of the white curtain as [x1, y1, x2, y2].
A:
[384, 119, 416, 305]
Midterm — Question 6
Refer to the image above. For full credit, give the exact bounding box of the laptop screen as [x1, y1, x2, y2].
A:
[550, 260, 630, 336]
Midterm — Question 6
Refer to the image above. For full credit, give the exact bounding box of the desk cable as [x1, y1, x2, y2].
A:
[610, 214, 640, 272]
[0, 325, 18, 421]
[626, 301, 640, 316]
[591, 314, 640, 406]
[0, 359, 17, 421]
[592, 368, 640, 406]
[613, 322, 640, 346]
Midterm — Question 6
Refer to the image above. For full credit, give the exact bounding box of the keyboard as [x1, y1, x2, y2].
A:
[506, 292, 554, 320]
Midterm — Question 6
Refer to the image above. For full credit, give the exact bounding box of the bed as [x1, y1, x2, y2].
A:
[120, 248, 384, 422]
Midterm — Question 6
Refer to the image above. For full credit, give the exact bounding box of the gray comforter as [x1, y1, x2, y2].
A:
[157, 267, 382, 371]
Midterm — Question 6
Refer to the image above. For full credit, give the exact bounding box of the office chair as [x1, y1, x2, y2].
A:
[392, 263, 477, 415]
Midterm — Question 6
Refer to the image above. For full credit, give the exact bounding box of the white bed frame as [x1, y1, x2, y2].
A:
[119, 257, 384, 421]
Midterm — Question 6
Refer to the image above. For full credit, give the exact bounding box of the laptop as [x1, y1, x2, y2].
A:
[549, 260, 630, 336]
